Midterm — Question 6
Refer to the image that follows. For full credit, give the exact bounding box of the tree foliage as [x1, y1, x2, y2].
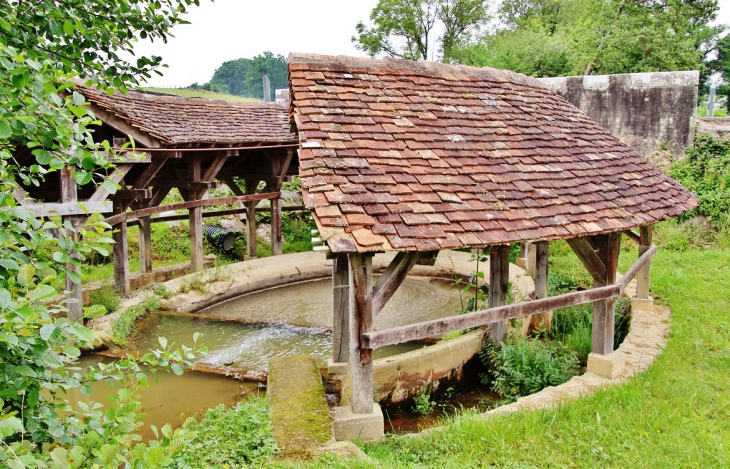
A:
[1, 0, 210, 466]
[201, 52, 288, 99]
[353, 0, 490, 63]
[454, 0, 724, 78]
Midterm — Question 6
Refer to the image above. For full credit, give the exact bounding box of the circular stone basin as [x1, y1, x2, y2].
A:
[129, 276, 463, 372]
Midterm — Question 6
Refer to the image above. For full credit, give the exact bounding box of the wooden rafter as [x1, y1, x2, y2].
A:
[372, 252, 422, 317]
[566, 236, 607, 284]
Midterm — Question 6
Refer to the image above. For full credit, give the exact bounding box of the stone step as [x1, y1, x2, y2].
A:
[268, 355, 332, 457]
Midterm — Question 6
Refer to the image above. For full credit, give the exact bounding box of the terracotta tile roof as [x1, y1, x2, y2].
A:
[78, 85, 296, 145]
[289, 53, 697, 253]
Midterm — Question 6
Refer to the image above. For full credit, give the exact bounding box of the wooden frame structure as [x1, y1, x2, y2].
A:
[334, 228, 655, 413]
[12, 87, 299, 321]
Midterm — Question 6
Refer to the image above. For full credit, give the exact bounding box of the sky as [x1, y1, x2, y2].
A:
[134, 0, 730, 88]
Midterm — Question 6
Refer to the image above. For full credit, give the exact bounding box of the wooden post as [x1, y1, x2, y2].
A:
[112, 198, 130, 296]
[332, 254, 349, 363]
[188, 155, 204, 272]
[488, 245, 510, 343]
[60, 169, 83, 322]
[245, 178, 259, 259]
[138, 204, 153, 274]
[348, 253, 374, 414]
[271, 196, 282, 256]
[527, 241, 551, 332]
[592, 233, 621, 355]
[636, 225, 653, 299]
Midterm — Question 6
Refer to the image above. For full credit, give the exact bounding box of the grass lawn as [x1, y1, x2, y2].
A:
[141, 87, 262, 102]
[283, 244, 730, 468]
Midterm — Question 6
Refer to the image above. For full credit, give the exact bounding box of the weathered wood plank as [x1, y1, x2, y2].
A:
[528, 240, 552, 332]
[591, 232, 621, 355]
[104, 192, 279, 226]
[362, 284, 620, 349]
[59, 169, 84, 322]
[488, 245, 509, 342]
[152, 180, 221, 191]
[22, 202, 113, 217]
[245, 178, 260, 258]
[115, 188, 152, 200]
[112, 199, 130, 296]
[87, 164, 133, 203]
[372, 252, 421, 317]
[618, 243, 657, 294]
[125, 205, 306, 227]
[623, 229, 641, 244]
[332, 254, 349, 363]
[636, 225, 654, 299]
[271, 196, 282, 256]
[188, 155, 204, 272]
[348, 253, 374, 414]
[138, 201, 153, 274]
[566, 236, 607, 284]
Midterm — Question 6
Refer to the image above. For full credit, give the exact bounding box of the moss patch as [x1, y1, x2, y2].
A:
[268, 355, 332, 457]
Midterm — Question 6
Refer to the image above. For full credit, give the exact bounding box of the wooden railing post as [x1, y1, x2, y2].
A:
[531, 240, 551, 330]
[332, 254, 350, 364]
[112, 198, 130, 296]
[488, 244, 510, 343]
[60, 169, 84, 322]
[592, 233, 621, 355]
[138, 203, 153, 274]
[271, 196, 282, 256]
[188, 155, 204, 272]
[636, 225, 653, 299]
[348, 253, 374, 414]
[245, 178, 259, 259]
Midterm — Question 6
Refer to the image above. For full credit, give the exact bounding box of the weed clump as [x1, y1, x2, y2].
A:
[480, 335, 580, 401]
[88, 284, 121, 314]
[171, 396, 278, 468]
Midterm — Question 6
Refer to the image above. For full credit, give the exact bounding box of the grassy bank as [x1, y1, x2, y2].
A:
[280, 240, 730, 468]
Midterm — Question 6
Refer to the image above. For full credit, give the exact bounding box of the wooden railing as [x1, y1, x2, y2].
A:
[361, 242, 657, 350]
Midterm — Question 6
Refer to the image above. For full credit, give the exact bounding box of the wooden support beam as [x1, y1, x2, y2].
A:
[488, 245, 510, 343]
[372, 252, 422, 317]
[624, 230, 641, 244]
[85, 102, 163, 149]
[566, 236, 607, 284]
[591, 233, 621, 355]
[138, 199, 153, 274]
[188, 155, 204, 272]
[332, 254, 350, 363]
[149, 186, 172, 208]
[636, 225, 654, 299]
[59, 169, 84, 322]
[271, 196, 282, 256]
[245, 178, 260, 258]
[112, 198, 130, 296]
[151, 180, 221, 191]
[363, 284, 620, 349]
[125, 205, 306, 227]
[87, 164, 133, 203]
[618, 243, 657, 294]
[115, 188, 152, 200]
[104, 192, 279, 226]
[529, 241, 551, 332]
[348, 253, 374, 414]
[201, 152, 231, 183]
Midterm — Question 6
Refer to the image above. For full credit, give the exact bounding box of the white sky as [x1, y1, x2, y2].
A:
[134, 0, 730, 88]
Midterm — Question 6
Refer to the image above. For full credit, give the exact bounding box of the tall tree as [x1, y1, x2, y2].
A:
[710, 34, 730, 110]
[210, 58, 252, 95]
[244, 51, 288, 99]
[353, 0, 490, 62]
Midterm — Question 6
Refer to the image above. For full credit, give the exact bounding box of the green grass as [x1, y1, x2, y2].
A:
[279, 244, 730, 468]
[142, 87, 262, 103]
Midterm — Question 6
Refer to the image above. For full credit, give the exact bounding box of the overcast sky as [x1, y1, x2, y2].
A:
[133, 0, 730, 88]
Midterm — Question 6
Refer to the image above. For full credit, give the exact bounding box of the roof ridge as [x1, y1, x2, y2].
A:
[288, 52, 546, 89]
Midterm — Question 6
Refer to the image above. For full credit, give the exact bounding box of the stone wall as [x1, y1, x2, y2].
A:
[538, 71, 699, 159]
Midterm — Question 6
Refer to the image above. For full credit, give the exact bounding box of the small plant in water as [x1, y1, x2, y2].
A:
[411, 384, 437, 416]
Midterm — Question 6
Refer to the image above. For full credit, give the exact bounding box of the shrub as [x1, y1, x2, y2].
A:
[88, 284, 121, 313]
[171, 396, 278, 468]
[670, 133, 730, 230]
[411, 384, 437, 417]
[481, 335, 580, 401]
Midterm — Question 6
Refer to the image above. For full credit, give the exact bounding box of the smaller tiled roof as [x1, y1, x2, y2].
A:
[78, 85, 296, 145]
[289, 53, 697, 253]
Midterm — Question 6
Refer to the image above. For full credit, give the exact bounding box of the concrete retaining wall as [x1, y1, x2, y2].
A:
[538, 71, 699, 159]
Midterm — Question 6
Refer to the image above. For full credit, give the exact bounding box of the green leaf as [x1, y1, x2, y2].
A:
[98, 444, 118, 465]
[0, 120, 11, 139]
[80, 384, 93, 395]
[40, 324, 57, 340]
[0, 258, 20, 270]
[31, 284, 56, 301]
[158, 336, 167, 348]
[34, 149, 52, 165]
[73, 171, 93, 186]
[103, 179, 119, 195]
[72, 91, 85, 106]
[63, 20, 74, 35]
[171, 364, 184, 376]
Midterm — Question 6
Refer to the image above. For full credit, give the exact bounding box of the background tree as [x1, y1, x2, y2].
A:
[710, 34, 730, 111]
[209, 58, 252, 96]
[244, 51, 288, 99]
[353, 0, 490, 62]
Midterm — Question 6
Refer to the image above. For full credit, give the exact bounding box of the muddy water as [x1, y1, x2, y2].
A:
[197, 276, 463, 330]
[72, 354, 258, 440]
